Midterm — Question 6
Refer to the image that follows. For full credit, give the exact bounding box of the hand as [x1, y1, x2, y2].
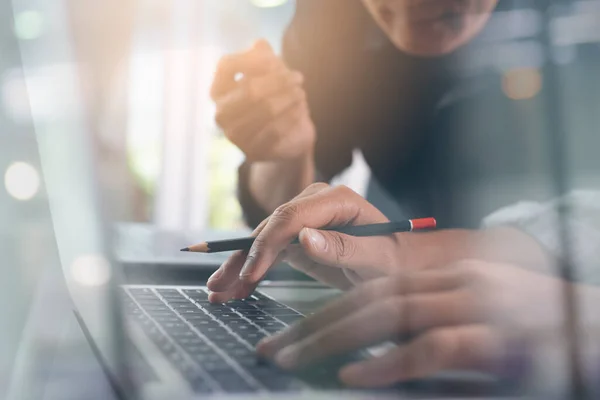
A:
[257, 260, 574, 387]
[210, 39, 315, 162]
[207, 183, 399, 302]
[207, 181, 553, 303]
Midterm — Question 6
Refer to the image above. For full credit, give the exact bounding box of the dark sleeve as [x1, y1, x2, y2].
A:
[237, 0, 364, 227]
[237, 161, 269, 229]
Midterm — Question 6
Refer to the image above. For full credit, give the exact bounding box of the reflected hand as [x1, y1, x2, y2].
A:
[257, 260, 570, 387]
[210, 39, 315, 162]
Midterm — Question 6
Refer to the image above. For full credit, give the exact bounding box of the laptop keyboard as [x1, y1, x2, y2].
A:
[122, 287, 345, 394]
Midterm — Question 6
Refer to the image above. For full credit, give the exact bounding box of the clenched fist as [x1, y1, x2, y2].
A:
[211, 40, 316, 162]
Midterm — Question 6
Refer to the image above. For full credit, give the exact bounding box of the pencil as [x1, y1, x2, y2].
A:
[180, 217, 436, 254]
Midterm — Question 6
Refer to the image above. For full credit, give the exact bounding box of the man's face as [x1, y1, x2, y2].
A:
[361, 0, 498, 56]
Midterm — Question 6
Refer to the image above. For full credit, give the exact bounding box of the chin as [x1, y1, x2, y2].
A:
[385, 15, 492, 57]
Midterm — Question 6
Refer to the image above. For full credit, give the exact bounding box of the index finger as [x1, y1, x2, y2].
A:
[206, 183, 330, 295]
[238, 185, 385, 282]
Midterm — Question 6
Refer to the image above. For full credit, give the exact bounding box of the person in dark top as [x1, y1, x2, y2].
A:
[210, 0, 526, 230]
[211, 0, 591, 231]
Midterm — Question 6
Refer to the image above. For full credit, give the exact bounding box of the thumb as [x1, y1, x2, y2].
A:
[298, 228, 402, 274]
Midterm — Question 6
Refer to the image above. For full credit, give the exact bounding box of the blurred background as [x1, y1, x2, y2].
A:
[4, 0, 600, 233]
[1, 0, 600, 398]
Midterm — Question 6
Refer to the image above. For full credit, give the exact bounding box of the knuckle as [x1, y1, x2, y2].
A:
[307, 182, 329, 192]
[331, 234, 356, 263]
[225, 125, 244, 143]
[244, 82, 260, 102]
[292, 86, 304, 99]
[379, 296, 405, 325]
[335, 185, 356, 197]
[272, 203, 300, 223]
[424, 330, 458, 366]
[262, 98, 279, 118]
[454, 259, 483, 281]
[214, 109, 227, 128]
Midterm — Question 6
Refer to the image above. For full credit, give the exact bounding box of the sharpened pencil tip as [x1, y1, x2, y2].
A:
[180, 247, 190, 252]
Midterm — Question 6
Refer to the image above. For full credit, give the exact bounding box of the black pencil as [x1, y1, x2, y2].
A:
[180, 217, 436, 254]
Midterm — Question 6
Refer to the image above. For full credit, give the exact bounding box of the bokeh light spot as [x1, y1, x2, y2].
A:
[250, 0, 288, 8]
[13, 10, 44, 40]
[502, 68, 543, 101]
[4, 162, 40, 201]
[71, 254, 112, 287]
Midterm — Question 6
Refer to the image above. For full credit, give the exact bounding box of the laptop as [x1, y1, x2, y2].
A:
[12, 1, 412, 398]
[15, 0, 570, 398]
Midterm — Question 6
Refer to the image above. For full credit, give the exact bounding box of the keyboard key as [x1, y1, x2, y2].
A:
[226, 300, 250, 307]
[184, 289, 208, 300]
[163, 297, 194, 304]
[185, 344, 215, 355]
[158, 288, 181, 295]
[239, 332, 266, 346]
[224, 346, 254, 359]
[202, 326, 229, 337]
[253, 320, 284, 329]
[214, 313, 245, 321]
[154, 316, 182, 323]
[135, 298, 164, 306]
[229, 303, 258, 311]
[176, 309, 205, 316]
[143, 305, 170, 312]
[182, 314, 213, 322]
[264, 309, 302, 316]
[189, 352, 224, 363]
[187, 320, 220, 328]
[157, 289, 184, 299]
[249, 300, 285, 309]
[217, 339, 245, 349]
[276, 315, 304, 324]
[229, 324, 260, 334]
[129, 288, 153, 295]
[171, 331, 197, 339]
[221, 319, 249, 327]
[171, 302, 200, 309]
[207, 308, 234, 315]
[237, 310, 266, 317]
[174, 337, 204, 346]
[248, 315, 275, 322]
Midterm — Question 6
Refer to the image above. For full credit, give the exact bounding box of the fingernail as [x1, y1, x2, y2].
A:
[207, 268, 223, 282]
[274, 346, 299, 369]
[304, 228, 327, 252]
[239, 258, 255, 278]
[256, 336, 276, 356]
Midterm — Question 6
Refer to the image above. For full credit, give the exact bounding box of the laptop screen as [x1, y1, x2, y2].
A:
[11, 0, 135, 397]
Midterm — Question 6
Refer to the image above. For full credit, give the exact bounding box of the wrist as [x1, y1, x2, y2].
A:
[400, 227, 555, 271]
[247, 152, 315, 213]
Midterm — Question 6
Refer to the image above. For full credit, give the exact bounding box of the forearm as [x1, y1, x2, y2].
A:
[403, 227, 554, 272]
[482, 191, 600, 284]
[247, 153, 315, 215]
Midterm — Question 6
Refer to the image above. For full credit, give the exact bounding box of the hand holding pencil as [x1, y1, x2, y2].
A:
[197, 183, 553, 304]
[197, 183, 441, 302]
[181, 218, 436, 254]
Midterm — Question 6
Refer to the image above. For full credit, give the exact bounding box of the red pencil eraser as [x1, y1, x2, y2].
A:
[411, 217, 437, 231]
